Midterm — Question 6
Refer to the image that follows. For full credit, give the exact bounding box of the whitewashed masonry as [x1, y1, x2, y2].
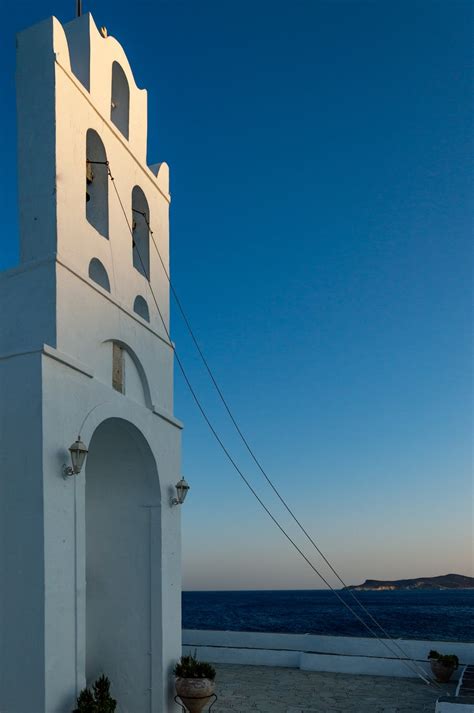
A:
[0, 13, 182, 713]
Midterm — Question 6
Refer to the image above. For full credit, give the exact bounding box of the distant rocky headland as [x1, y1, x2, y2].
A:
[345, 573, 474, 591]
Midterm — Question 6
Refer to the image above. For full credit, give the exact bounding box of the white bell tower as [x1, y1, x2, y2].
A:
[0, 13, 182, 713]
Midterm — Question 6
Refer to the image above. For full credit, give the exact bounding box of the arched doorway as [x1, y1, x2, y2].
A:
[85, 418, 161, 712]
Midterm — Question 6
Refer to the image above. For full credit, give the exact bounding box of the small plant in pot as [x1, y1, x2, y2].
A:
[72, 674, 117, 712]
[428, 650, 459, 683]
[174, 653, 216, 713]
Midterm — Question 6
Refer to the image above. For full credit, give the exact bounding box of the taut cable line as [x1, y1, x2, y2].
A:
[132, 207, 440, 685]
[107, 164, 442, 689]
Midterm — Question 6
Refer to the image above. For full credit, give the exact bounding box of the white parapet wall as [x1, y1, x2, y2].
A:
[434, 666, 474, 712]
[183, 630, 474, 680]
[436, 699, 474, 712]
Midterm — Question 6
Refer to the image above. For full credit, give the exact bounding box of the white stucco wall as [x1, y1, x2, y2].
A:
[0, 259, 56, 354]
[1, 12, 182, 713]
[0, 354, 46, 712]
[183, 630, 474, 681]
[41, 356, 182, 712]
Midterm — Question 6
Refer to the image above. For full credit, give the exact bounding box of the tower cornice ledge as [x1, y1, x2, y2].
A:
[0, 344, 93, 379]
[152, 405, 183, 430]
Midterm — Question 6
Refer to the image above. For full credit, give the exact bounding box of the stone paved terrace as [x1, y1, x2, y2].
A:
[207, 664, 456, 713]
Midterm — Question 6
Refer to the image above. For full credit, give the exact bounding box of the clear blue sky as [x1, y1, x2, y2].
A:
[0, 1, 472, 590]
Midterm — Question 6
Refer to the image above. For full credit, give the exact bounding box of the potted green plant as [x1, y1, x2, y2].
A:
[428, 650, 459, 683]
[73, 674, 117, 712]
[174, 653, 216, 713]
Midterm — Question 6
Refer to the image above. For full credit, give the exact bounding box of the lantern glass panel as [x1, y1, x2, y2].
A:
[176, 479, 190, 504]
[69, 440, 88, 474]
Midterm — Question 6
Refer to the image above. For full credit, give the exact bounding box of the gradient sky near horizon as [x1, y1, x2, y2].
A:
[0, 0, 471, 590]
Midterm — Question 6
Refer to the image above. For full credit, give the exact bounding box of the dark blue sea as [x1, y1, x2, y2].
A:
[182, 590, 474, 642]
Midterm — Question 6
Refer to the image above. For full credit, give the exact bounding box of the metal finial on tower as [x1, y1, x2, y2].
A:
[76, 0, 82, 17]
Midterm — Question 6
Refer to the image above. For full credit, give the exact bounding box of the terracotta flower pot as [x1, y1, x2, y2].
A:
[175, 677, 215, 713]
[430, 659, 456, 683]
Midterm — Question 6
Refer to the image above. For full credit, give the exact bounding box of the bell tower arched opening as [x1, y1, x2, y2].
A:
[111, 61, 130, 139]
[132, 186, 150, 279]
[86, 129, 109, 238]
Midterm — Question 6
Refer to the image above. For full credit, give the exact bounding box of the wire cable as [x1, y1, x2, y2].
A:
[133, 207, 439, 683]
[108, 166, 441, 689]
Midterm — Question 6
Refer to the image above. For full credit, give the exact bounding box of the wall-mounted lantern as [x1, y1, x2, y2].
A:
[171, 477, 190, 506]
[63, 437, 89, 477]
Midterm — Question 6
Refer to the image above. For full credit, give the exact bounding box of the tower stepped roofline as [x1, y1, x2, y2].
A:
[17, 12, 170, 185]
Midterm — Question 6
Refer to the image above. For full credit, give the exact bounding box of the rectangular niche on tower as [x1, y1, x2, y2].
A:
[112, 343, 125, 393]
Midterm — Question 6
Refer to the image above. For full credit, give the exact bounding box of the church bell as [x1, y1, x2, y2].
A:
[86, 160, 94, 202]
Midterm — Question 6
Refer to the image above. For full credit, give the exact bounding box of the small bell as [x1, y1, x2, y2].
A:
[86, 160, 94, 202]
[86, 161, 94, 184]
